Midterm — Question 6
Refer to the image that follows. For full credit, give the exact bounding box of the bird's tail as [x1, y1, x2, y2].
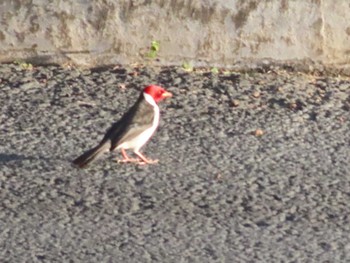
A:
[72, 141, 111, 168]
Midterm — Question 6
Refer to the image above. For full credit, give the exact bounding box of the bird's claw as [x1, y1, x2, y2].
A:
[117, 158, 158, 165]
[137, 159, 159, 165]
[117, 158, 139, 163]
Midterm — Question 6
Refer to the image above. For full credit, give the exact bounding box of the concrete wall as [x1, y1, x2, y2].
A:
[1, 0, 350, 67]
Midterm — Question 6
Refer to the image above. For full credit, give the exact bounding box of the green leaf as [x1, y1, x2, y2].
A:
[150, 40, 160, 52]
[211, 67, 219, 74]
[182, 61, 193, 72]
[146, 50, 156, 59]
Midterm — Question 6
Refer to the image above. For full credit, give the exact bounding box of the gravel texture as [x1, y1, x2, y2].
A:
[0, 62, 350, 262]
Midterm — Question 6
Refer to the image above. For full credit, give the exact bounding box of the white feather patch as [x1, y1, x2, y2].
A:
[117, 92, 160, 151]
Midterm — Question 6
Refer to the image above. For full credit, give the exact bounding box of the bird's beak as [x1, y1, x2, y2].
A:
[162, 91, 173, 98]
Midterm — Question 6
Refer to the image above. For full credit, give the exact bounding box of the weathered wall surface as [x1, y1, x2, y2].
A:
[1, 0, 350, 67]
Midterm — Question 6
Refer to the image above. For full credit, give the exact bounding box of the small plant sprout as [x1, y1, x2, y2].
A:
[211, 67, 219, 74]
[14, 60, 33, 70]
[147, 40, 160, 59]
[182, 61, 193, 72]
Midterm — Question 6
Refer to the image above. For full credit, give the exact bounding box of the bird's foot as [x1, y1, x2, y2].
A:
[117, 158, 140, 163]
[118, 149, 141, 164]
[117, 158, 158, 165]
[137, 159, 159, 165]
[134, 151, 159, 165]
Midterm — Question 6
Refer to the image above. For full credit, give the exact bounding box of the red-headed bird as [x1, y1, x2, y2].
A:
[72, 85, 172, 168]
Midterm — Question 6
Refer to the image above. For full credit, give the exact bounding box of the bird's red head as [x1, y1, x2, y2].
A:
[143, 85, 172, 103]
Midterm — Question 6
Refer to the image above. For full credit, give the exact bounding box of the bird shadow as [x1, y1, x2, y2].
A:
[0, 153, 35, 163]
[0, 153, 64, 165]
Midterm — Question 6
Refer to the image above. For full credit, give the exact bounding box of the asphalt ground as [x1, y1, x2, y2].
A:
[0, 63, 350, 262]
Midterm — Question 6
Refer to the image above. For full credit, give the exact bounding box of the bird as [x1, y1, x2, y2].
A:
[72, 85, 172, 168]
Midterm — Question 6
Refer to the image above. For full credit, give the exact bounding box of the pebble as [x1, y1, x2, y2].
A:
[19, 81, 38, 90]
[338, 83, 349, 91]
[173, 77, 182, 85]
[231, 99, 240, 107]
[252, 91, 261, 98]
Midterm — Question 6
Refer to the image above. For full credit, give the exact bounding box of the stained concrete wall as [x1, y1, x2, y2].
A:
[1, 0, 350, 67]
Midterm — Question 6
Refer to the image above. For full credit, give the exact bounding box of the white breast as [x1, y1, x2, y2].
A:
[117, 92, 160, 151]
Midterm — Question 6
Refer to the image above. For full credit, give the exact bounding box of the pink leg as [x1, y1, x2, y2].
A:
[117, 149, 139, 163]
[134, 151, 159, 165]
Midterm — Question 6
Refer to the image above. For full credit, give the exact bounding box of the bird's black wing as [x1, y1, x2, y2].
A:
[100, 94, 155, 150]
